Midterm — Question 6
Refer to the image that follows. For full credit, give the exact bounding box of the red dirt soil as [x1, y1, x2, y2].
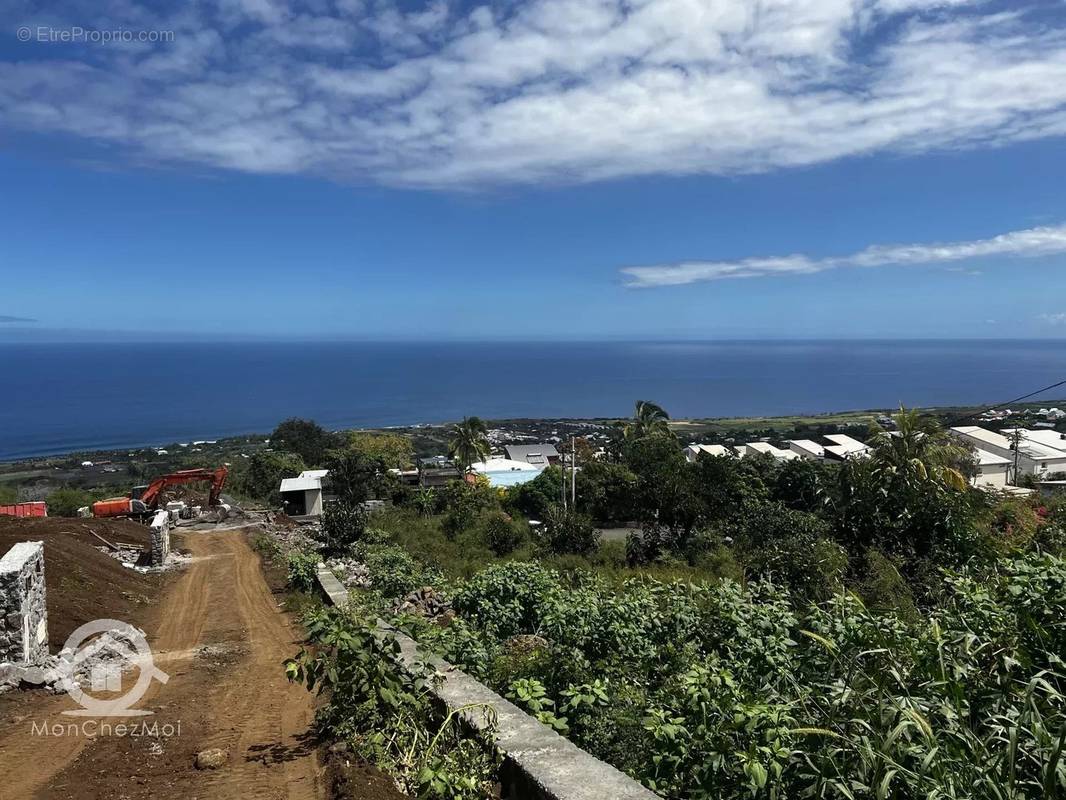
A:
[0, 515, 160, 648]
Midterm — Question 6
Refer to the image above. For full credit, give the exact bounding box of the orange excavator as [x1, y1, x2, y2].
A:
[92, 466, 228, 518]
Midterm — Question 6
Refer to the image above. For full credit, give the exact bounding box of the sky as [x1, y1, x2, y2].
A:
[2, 0, 1066, 341]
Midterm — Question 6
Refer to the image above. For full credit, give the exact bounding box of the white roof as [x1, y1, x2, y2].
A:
[686, 443, 730, 457]
[787, 439, 825, 457]
[955, 426, 1066, 461]
[974, 448, 1010, 466]
[1002, 429, 1066, 454]
[471, 458, 541, 473]
[824, 434, 869, 453]
[280, 469, 330, 493]
[744, 442, 799, 460]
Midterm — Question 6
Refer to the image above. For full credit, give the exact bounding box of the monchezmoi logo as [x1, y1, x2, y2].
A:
[31, 719, 180, 738]
[56, 618, 169, 717]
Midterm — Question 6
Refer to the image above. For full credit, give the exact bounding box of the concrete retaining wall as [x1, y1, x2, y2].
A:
[314, 563, 659, 800]
[0, 542, 48, 664]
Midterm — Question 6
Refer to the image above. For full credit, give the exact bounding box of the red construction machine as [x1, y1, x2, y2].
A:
[91, 466, 228, 518]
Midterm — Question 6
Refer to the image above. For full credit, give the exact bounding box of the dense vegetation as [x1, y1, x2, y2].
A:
[270, 406, 1066, 799]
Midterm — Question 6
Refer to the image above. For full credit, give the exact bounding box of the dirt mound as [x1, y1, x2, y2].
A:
[0, 516, 159, 648]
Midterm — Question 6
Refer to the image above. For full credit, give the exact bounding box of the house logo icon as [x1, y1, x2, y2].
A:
[57, 619, 169, 717]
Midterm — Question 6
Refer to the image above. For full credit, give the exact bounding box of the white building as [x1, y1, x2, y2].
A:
[279, 469, 330, 516]
[972, 448, 1011, 489]
[738, 441, 799, 461]
[787, 439, 826, 460]
[823, 434, 871, 460]
[684, 443, 731, 462]
[951, 426, 1066, 479]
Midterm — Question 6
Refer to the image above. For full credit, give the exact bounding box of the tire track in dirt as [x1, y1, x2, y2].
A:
[0, 526, 324, 800]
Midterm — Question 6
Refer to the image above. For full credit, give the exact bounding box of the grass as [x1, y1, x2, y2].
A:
[370, 507, 743, 587]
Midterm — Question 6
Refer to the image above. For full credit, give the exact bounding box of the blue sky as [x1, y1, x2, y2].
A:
[2, 0, 1066, 340]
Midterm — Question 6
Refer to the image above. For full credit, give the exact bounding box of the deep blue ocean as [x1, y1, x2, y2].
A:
[1, 340, 1064, 460]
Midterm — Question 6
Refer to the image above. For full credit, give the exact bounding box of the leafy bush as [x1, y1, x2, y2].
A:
[363, 545, 423, 598]
[286, 608, 498, 798]
[479, 511, 526, 556]
[321, 500, 369, 555]
[286, 550, 319, 592]
[542, 506, 598, 556]
[432, 551, 1066, 800]
[45, 487, 93, 517]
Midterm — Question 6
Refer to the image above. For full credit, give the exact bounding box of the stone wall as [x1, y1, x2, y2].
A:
[0, 542, 48, 665]
[149, 510, 170, 566]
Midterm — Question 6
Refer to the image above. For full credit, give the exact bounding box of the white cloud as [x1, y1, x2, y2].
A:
[1039, 312, 1066, 326]
[621, 223, 1066, 287]
[2, 1, 1066, 187]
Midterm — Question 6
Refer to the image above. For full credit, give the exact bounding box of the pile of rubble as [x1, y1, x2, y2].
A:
[392, 586, 454, 626]
[325, 557, 371, 589]
[0, 625, 150, 696]
[252, 512, 323, 553]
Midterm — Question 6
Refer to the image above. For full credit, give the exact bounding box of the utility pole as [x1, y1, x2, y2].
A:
[571, 435, 576, 507]
[561, 442, 567, 510]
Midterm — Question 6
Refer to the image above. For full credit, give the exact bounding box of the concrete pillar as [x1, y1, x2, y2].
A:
[0, 542, 48, 664]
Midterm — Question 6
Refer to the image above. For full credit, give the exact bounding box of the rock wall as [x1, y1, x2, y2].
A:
[0, 541, 48, 665]
[149, 510, 170, 566]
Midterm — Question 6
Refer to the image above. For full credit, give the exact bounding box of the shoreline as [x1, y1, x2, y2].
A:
[4, 398, 1064, 466]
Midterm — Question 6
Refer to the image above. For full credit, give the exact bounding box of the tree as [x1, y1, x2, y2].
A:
[46, 487, 93, 517]
[270, 418, 338, 466]
[448, 416, 490, 472]
[623, 400, 672, 441]
[346, 432, 414, 470]
[866, 406, 972, 490]
[325, 449, 390, 506]
[240, 450, 306, 504]
[543, 504, 598, 556]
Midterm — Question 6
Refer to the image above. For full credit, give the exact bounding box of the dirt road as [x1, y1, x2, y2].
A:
[0, 527, 326, 800]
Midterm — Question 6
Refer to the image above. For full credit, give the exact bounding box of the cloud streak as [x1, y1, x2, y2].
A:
[2, 1, 1066, 187]
[0, 315, 36, 323]
[621, 223, 1066, 288]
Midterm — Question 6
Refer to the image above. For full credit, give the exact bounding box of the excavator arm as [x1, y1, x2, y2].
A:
[139, 467, 228, 508]
[92, 466, 228, 518]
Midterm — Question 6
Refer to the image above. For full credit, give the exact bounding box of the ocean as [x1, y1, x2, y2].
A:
[1, 340, 1064, 460]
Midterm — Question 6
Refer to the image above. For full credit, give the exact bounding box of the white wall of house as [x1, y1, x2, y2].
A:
[304, 488, 323, 517]
[973, 463, 1009, 488]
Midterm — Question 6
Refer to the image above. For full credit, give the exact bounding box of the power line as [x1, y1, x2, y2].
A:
[946, 376, 1066, 427]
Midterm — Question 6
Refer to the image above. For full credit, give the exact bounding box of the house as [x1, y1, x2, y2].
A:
[279, 469, 329, 517]
[971, 448, 1011, 489]
[823, 434, 871, 460]
[738, 442, 799, 461]
[471, 458, 543, 487]
[504, 444, 560, 467]
[951, 426, 1066, 479]
[417, 456, 462, 487]
[684, 444, 730, 462]
[787, 439, 826, 460]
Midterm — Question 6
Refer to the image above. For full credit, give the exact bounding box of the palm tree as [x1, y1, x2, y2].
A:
[448, 416, 491, 473]
[868, 406, 970, 490]
[623, 400, 672, 440]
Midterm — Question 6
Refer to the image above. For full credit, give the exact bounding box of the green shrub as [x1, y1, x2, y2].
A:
[364, 545, 422, 598]
[286, 550, 319, 593]
[321, 500, 369, 555]
[46, 487, 94, 517]
[542, 506, 598, 556]
[479, 511, 526, 556]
